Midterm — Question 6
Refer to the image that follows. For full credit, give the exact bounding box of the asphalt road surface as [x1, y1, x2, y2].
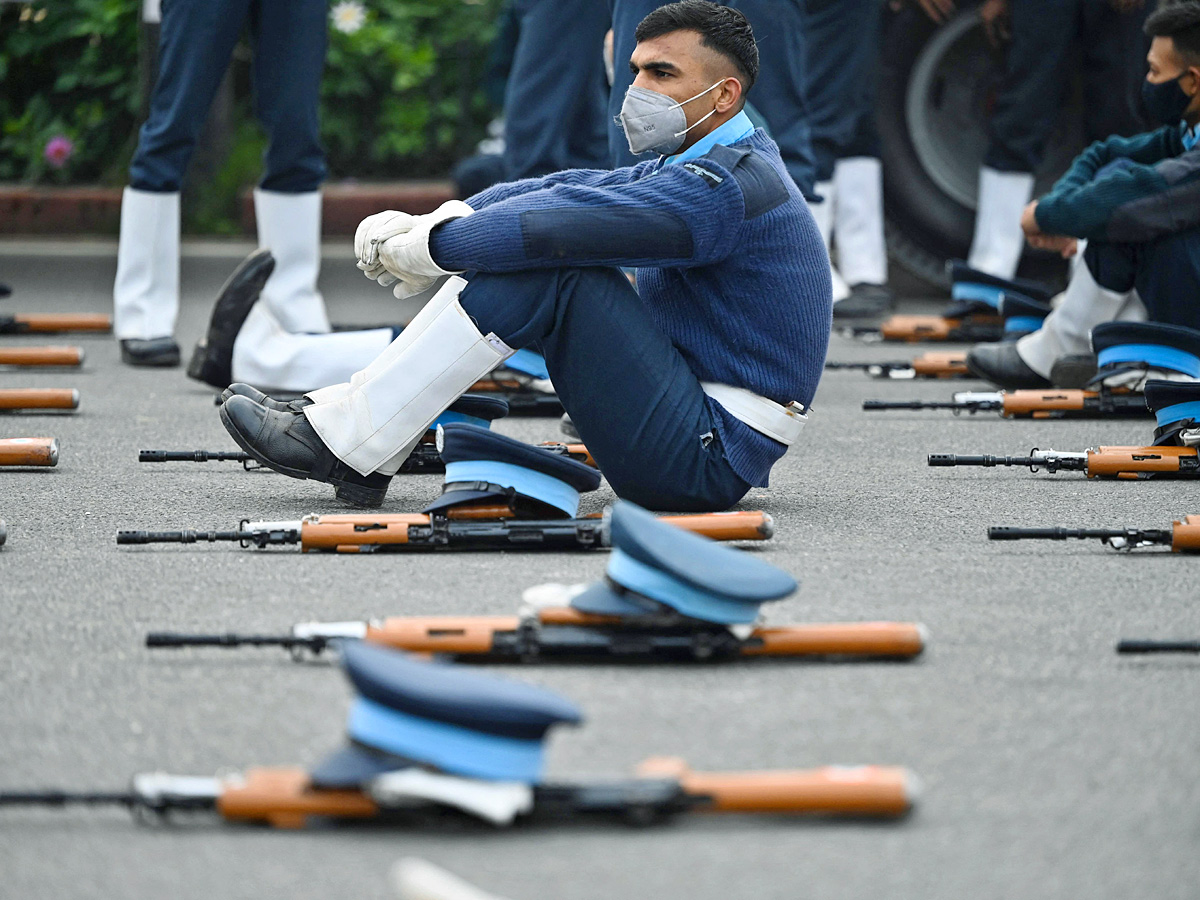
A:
[0, 241, 1196, 900]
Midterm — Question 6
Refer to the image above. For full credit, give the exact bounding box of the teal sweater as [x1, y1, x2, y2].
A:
[1036, 123, 1200, 244]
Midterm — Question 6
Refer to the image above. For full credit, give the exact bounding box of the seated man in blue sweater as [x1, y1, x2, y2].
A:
[218, 1, 832, 511]
[968, 0, 1200, 389]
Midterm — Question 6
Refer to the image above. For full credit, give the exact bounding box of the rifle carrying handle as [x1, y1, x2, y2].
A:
[636, 757, 915, 816]
[0, 437, 59, 467]
[0, 388, 79, 410]
[13, 313, 111, 333]
[0, 346, 84, 367]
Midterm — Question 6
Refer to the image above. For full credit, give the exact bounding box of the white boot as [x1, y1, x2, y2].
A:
[1016, 255, 1146, 379]
[113, 187, 180, 339]
[967, 166, 1035, 280]
[833, 157, 888, 287]
[231, 303, 395, 393]
[807, 181, 850, 303]
[254, 188, 331, 334]
[304, 276, 515, 476]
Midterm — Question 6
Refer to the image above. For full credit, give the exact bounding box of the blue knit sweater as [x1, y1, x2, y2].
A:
[431, 128, 832, 487]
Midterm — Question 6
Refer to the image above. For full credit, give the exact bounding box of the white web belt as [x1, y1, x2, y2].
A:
[701, 383, 809, 446]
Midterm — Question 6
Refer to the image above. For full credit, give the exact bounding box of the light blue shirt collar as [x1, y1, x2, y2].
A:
[663, 110, 755, 166]
[1183, 120, 1198, 152]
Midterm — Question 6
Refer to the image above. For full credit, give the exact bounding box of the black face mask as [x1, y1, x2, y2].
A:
[1142, 72, 1194, 127]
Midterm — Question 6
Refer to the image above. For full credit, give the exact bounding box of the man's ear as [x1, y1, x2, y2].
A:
[715, 77, 743, 113]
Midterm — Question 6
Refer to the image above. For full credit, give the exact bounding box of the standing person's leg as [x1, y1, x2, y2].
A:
[1079, 0, 1150, 145]
[608, 0, 664, 168]
[969, 0, 1077, 278]
[115, 0, 249, 363]
[458, 268, 752, 511]
[504, 0, 610, 180]
[728, 0, 817, 199]
[247, 0, 331, 335]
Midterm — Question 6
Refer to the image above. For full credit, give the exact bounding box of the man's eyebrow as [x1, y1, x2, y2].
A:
[630, 59, 681, 75]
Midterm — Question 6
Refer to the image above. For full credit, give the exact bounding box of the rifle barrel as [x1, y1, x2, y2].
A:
[988, 526, 1172, 544]
[863, 400, 996, 412]
[0, 791, 137, 806]
[117, 530, 246, 545]
[1116, 640, 1200, 654]
[145, 632, 323, 650]
[139, 450, 252, 463]
[929, 454, 1033, 467]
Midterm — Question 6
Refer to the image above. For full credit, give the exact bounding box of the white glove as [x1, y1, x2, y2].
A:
[376, 200, 474, 299]
[354, 210, 416, 285]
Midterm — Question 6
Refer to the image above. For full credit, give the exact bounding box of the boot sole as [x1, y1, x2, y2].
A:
[218, 403, 387, 507]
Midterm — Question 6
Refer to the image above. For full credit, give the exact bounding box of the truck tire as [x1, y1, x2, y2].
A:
[879, 7, 1084, 287]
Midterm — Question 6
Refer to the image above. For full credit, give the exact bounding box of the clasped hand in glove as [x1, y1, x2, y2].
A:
[354, 200, 474, 298]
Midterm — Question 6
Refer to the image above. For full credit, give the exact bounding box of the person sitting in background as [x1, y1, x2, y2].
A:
[966, 0, 1200, 389]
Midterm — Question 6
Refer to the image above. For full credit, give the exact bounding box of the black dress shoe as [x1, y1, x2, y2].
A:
[965, 342, 1051, 390]
[832, 283, 894, 319]
[120, 337, 181, 367]
[187, 249, 275, 389]
[219, 395, 391, 507]
[221, 382, 312, 413]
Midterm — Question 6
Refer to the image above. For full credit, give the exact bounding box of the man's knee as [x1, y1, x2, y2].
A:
[1083, 240, 1138, 294]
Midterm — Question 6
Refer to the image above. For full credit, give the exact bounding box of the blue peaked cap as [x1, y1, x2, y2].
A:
[1089, 322, 1200, 382]
[310, 642, 582, 787]
[570, 501, 796, 625]
[432, 393, 510, 430]
[423, 424, 600, 517]
[944, 261, 1054, 318]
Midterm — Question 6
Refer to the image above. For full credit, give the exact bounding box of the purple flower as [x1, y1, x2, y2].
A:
[44, 136, 74, 169]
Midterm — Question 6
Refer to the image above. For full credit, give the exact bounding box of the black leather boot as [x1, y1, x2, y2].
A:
[221, 382, 312, 413]
[120, 337, 181, 367]
[219, 395, 391, 507]
[187, 249, 276, 389]
[965, 342, 1051, 390]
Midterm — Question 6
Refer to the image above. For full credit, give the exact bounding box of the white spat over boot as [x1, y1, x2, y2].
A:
[304, 276, 515, 477]
[807, 181, 850, 303]
[967, 166, 1035, 280]
[113, 187, 180, 340]
[254, 188, 331, 334]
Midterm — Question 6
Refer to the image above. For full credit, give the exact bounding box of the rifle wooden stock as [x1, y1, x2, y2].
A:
[635, 758, 914, 816]
[0, 388, 79, 411]
[879, 314, 1002, 343]
[1085, 446, 1199, 478]
[1, 313, 111, 334]
[658, 511, 773, 541]
[218, 768, 378, 829]
[1170, 515, 1200, 550]
[0, 346, 84, 367]
[911, 351, 968, 377]
[362, 613, 925, 659]
[0, 437, 59, 467]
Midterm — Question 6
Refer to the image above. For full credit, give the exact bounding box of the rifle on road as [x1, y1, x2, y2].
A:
[988, 515, 1200, 552]
[117, 510, 774, 553]
[840, 314, 1005, 344]
[0, 388, 79, 412]
[0, 312, 110, 335]
[0, 437, 59, 467]
[928, 445, 1200, 479]
[137, 441, 596, 473]
[825, 351, 969, 380]
[864, 389, 1148, 418]
[0, 759, 914, 828]
[0, 346, 84, 367]
[145, 609, 925, 663]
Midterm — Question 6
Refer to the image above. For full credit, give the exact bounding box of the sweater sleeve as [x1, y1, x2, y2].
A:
[1035, 128, 1182, 240]
[432, 159, 748, 272]
[466, 163, 656, 209]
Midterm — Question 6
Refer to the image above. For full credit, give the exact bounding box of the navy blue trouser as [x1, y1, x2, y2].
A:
[1085, 230, 1200, 331]
[607, 0, 817, 199]
[458, 267, 752, 512]
[503, 0, 611, 180]
[804, 0, 883, 182]
[986, 0, 1149, 174]
[130, 0, 327, 193]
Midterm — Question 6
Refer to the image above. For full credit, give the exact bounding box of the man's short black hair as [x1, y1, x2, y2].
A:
[1146, 0, 1200, 65]
[635, 1, 759, 90]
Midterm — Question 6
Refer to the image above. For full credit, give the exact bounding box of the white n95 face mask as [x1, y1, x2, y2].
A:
[617, 80, 725, 156]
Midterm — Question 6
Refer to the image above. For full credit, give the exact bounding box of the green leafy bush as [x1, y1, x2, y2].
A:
[0, 0, 503, 188]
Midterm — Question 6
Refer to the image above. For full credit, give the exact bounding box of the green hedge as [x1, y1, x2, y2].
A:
[0, 0, 504, 191]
